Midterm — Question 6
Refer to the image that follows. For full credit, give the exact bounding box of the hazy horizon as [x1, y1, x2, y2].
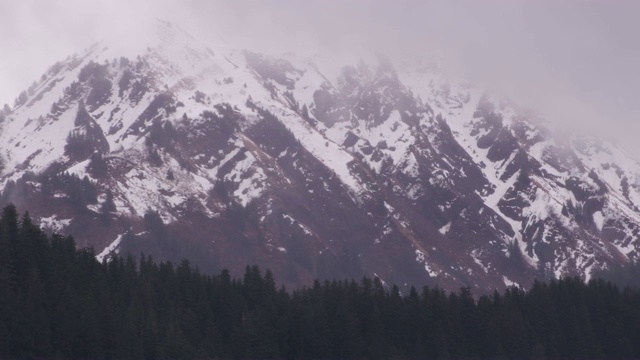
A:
[1, 0, 638, 155]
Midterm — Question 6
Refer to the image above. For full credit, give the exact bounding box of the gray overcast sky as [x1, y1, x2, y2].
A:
[1, 0, 639, 152]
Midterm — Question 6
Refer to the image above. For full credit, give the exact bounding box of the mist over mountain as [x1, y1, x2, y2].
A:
[2, 1, 639, 157]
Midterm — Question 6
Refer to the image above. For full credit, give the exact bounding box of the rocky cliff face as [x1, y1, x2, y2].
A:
[2, 20, 639, 292]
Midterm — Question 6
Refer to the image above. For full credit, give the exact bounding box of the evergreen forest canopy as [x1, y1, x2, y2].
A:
[2, 204, 640, 359]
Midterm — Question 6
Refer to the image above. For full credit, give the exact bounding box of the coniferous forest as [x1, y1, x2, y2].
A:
[2, 204, 640, 359]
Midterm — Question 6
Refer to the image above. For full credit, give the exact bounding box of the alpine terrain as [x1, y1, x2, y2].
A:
[1, 20, 639, 292]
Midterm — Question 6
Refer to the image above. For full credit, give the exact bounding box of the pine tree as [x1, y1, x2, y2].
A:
[14, 91, 28, 108]
[99, 190, 116, 226]
[87, 153, 108, 178]
[101, 190, 116, 214]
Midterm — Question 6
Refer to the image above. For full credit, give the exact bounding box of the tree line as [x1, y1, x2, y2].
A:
[1, 203, 640, 359]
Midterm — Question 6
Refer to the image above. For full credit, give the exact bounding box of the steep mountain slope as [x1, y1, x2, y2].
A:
[2, 20, 639, 292]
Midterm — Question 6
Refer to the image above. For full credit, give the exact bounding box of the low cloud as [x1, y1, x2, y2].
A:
[1, 0, 638, 154]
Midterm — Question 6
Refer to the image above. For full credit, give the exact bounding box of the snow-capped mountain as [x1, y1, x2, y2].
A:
[2, 20, 639, 292]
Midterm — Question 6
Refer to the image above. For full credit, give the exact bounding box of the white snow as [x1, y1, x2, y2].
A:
[523, 188, 553, 226]
[267, 105, 366, 195]
[592, 211, 604, 231]
[438, 222, 451, 235]
[66, 159, 92, 180]
[96, 234, 123, 263]
[470, 249, 490, 273]
[38, 215, 72, 233]
[415, 249, 440, 277]
[485, 170, 519, 209]
[283, 214, 314, 236]
[502, 276, 520, 288]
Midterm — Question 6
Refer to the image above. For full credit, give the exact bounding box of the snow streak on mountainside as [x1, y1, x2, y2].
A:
[2, 20, 639, 292]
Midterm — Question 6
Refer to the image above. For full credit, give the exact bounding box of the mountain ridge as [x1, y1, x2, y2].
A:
[2, 19, 639, 292]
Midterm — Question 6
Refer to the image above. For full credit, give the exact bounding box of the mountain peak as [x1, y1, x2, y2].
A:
[91, 19, 216, 76]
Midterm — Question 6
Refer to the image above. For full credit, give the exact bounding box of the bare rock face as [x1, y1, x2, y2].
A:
[2, 20, 640, 292]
